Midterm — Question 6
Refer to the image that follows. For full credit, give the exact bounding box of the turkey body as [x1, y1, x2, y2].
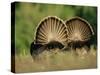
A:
[65, 17, 94, 50]
[30, 16, 68, 58]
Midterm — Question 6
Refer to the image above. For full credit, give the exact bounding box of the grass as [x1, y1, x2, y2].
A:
[15, 46, 97, 73]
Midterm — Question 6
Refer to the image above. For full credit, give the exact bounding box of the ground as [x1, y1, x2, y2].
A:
[15, 46, 97, 73]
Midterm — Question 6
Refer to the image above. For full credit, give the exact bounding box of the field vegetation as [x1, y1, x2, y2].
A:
[15, 46, 97, 73]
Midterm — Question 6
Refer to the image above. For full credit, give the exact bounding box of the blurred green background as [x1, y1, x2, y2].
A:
[13, 2, 97, 55]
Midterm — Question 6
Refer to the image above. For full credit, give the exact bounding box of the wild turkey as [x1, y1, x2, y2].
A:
[30, 16, 68, 58]
[65, 17, 94, 50]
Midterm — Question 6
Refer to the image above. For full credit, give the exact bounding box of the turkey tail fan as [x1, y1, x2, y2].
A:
[35, 16, 68, 49]
[65, 17, 94, 50]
